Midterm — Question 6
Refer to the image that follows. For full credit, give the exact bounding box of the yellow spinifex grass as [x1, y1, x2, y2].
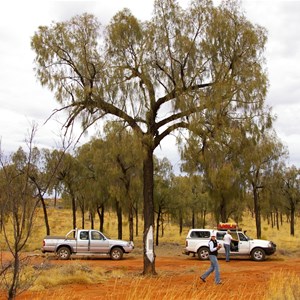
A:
[263, 270, 300, 300]
[1, 206, 300, 255]
[110, 276, 207, 300]
[1, 203, 300, 256]
[31, 262, 107, 291]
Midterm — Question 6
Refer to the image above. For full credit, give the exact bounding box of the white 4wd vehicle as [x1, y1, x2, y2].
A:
[184, 229, 276, 261]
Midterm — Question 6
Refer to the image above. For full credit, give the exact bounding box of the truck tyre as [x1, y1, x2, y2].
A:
[198, 247, 209, 260]
[251, 248, 266, 261]
[57, 246, 71, 260]
[110, 247, 123, 260]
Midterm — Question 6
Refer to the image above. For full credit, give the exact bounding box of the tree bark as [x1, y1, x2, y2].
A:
[192, 210, 195, 228]
[290, 200, 295, 236]
[116, 199, 123, 239]
[71, 194, 77, 230]
[202, 209, 207, 228]
[135, 204, 139, 237]
[39, 196, 50, 235]
[90, 211, 94, 229]
[220, 194, 227, 223]
[128, 202, 134, 241]
[253, 185, 261, 239]
[142, 146, 156, 275]
[179, 211, 183, 235]
[81, 205, 85, 229]
[155, 206, 161, 246]
[276, 210, 279, 230]
[8, 252, 19, 300]
[97, 205, 105, 232]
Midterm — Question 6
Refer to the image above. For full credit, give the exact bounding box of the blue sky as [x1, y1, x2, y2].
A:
[0, 0, 299, 172]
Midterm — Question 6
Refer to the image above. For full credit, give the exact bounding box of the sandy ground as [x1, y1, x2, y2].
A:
[1, 246, 300, 300]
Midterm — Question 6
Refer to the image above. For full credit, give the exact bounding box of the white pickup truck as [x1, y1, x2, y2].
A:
[41, 229, 134, 260]
[184, 228, 276, 261]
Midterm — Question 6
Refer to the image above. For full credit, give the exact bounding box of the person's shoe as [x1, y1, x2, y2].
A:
[216, 281, 223, 285]
[200, 276, 206, 283]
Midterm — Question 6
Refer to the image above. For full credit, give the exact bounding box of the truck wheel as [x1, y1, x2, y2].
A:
[57, 246, 71, 260]
[251, 248, 266, 261]
[110, 247, 123, 260]
[198, 247, 209, 260]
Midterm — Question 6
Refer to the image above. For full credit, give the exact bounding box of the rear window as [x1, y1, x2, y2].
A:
[217, 232, 226, 240]
[190, 231, 210, 238]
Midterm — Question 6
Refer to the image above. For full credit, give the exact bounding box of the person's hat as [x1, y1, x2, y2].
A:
[211, 231, 216, 237]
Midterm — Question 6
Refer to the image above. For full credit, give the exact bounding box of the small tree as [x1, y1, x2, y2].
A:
[0, 128, 39, 300]
[281, 165, 300, 236]
[154, 157, 174, 245]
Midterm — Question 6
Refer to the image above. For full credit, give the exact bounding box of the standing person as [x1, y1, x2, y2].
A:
[223, 230, 233, 262]
[200, 232, 222, 285]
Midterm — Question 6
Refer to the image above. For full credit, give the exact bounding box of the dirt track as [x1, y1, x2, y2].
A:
[2, 248, 300, 300]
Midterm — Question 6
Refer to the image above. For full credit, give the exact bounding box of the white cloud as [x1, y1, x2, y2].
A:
[0, 0, 300, 170]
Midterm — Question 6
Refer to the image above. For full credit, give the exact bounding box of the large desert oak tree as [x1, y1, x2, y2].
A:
[31, 0, 268, 274]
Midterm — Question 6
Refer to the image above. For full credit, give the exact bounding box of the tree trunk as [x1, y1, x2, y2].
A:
[142, 146, 156, 275]
[192, 210, 195, 228]
[54, 188, 58, 207]
[155, 207, 161, 246]
[81, 205, 85, 229]
[202, 209, 207, 228]
[220, 194, 227, 223]
[290, 200, 295, 236]
[71, 193, 77, 230]
[8, 251, 19, 300]
[135, 204, 139, 237]
[39, 196, 50, 235]
[90, 211, 94, 229]
[161, 214, 164, 237]
[276, 210, 279, 230]
[253, 186, 261, 239]
[116, 200, 122, 239]
[129, 202, 134, 242]
[97, 205, 105, 232]
[179, 210, 183, 235]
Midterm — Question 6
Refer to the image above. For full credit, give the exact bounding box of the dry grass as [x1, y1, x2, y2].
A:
[1, 206, 300, 299]
[26, 271, 300, 300]
[1, 206, 300, 255]
[31, 262, 106, 290]
[263, 271, 300, 300]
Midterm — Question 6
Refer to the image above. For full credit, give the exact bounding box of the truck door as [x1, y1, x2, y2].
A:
[238, 232, 250, 254]
[89, 230, 110, 253]
[230, 232, 239, 252]
[77, 230, 90, 252]
[216, 232, 226, 254]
